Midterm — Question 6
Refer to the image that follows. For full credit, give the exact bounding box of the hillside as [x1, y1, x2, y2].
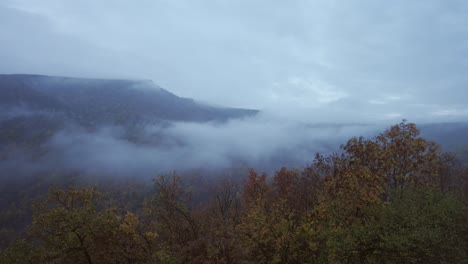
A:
[0, 74, 258, 148]
[0, 74, 258, 123]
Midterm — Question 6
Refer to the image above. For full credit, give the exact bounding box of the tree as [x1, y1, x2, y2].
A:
[30, 188, 106, 263]
[195, 179, 246, 263]
[144, 173, 199, 262]
[372, 188, 468, 263]
[376, 121, 441, 191]
[240, 168, 321, 263]
[313, 121, 468, 263]
[1, 239, 43, 264]
[241, 169, 269, 210]
[22, 187, 153, 264]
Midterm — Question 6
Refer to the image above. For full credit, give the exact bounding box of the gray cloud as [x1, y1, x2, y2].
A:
[1, 0, 468, 121]
[42, 114, 366, 175]
[0, 113, 379, 177]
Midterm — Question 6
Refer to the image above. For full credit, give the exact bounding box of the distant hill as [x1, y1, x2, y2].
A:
[0, 74, 258, 124]
[418, 122, 468, 164]
[0, 74, 258, 148]
[419, 122, 468, 150]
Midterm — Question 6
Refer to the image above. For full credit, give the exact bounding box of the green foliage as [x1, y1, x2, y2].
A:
[6, 188, 156, 264]
[320, 188, 468, 263]
[373, 188, 467, 263]
[30, 188, 105, 263]
[0, 240, 42, 264]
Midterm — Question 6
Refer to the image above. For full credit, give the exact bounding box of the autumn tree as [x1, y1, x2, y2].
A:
[193, 179, 246, 263]
[239, 169, 274, 263]
[315, 121, 468, 262]
[144, 173, 200, 262]
[375, 121, 441, 192]
[240, 167, 322, 263]
[320, 120, 446, 221]
[241, 169, 269, 209]
[30, 188, 107, 263]
[3, 188, 155, 264]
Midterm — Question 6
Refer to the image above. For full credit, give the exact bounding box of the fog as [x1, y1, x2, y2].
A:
[0, 110, 383, 178]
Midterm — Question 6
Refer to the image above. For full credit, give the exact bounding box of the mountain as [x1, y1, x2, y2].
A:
[0, 74, 258, 149]
[0, 74, 258, 123]
[418, 122, 468, 165]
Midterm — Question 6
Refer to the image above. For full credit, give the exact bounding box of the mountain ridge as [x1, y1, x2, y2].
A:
[0, 74, 259, 124]
[0, 74, 259, 150]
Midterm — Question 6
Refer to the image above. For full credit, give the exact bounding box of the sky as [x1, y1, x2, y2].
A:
[1, 0, 468, 123]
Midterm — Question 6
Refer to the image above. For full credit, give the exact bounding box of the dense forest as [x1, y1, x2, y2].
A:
[1, 121, 468, 263]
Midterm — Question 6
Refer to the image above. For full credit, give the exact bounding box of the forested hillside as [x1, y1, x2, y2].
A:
[0, 74, 258, 149]
[1, 121, 467, 263]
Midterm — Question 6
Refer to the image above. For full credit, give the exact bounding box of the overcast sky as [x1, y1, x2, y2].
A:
[1, 0, 468, 123]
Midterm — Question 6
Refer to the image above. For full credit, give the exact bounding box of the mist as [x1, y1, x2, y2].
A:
[0, 109, 383, 178]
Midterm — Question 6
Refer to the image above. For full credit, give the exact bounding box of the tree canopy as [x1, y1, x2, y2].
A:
[2, 121, 467, 263]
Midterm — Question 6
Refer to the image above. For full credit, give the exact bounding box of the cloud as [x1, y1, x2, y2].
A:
[1, 0, 468, 122]
[0, 113, 380, 178]
[432, 107, 468, 118]
[384, 113, 403, 119]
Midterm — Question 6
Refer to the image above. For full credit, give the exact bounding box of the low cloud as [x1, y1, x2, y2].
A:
[0, 113, 381, 178]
